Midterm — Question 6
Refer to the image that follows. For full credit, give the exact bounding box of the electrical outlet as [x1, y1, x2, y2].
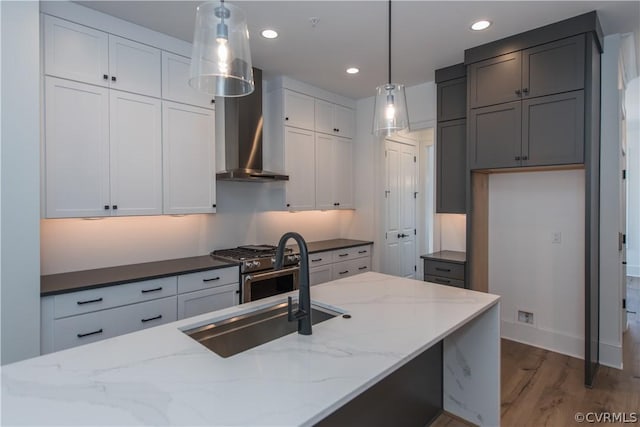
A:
[552, 232, 562, 244]
[518, 310, 534, 325]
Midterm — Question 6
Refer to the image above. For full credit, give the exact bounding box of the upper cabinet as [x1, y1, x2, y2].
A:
[161, 51, 215, 109]
[468, 34, 587, 169]
[44, 15, 161, 98]
[283, 90, 315, 130]
[469, 34, 585, 109]
[315, 99, 355, 138]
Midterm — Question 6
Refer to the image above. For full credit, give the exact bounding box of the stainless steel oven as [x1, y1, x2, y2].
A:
[242, 266, 299, 303]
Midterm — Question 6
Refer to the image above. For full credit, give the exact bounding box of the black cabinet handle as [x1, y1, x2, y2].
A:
[338, 253, 349, 257]
[112, 205, 118, 210]
[285, 117, 289, 121]
[334, 203, 339, 206]
[103, 74, 108, 80]
[141, 315, 162, 323]
[212, 204, 217, 208]
[338, 270, 349, 275]
[104, 205, 110, 210]
[141, 287, 162, 294]
[286, 203, 291, 207]
[434, 278, 451, 284]
[397, 233, 408, 238]
[515, 156, 521, 161]
[515, 89, 521, 96]
[203, 276, 220, 282]
[211, 99, 215, 104]
[358, 250, 368, 254]
[311, 258, 323, 262]
[77, 297, 103, 305]
[336, 202, 340, 206]
[522, 155, 529, 161]
[235, 290, 241, 294]
[336, 128, 339, 132]
[77, 328, 103, 338]
[111, 76, 117, 82]
[522, 88, 529, 95]
[358, 266, 368, 270]
[435, 267, 451, 272]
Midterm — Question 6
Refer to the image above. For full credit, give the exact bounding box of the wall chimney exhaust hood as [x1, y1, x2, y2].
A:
[216, 68, 288, 182]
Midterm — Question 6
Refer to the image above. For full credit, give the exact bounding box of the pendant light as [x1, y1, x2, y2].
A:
[189, 0, 254, 97]
[373, 0, 409, 136]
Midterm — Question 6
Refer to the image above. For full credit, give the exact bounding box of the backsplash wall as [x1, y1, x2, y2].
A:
[41, 210, 354, 274]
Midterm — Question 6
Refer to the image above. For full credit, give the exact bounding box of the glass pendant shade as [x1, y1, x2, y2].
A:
[189, 1, 254, 97]
[373, 83, 409, 136]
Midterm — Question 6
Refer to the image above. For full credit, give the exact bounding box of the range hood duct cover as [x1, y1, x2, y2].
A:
[216, 68, 288, 182]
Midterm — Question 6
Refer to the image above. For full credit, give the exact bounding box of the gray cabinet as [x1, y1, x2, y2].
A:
[422, 251, 466, 288]
[469, 35, 585, 109]
[437, 119, 466, 213]
[435, 65, 467, 214]
[469, 102, 522, 169]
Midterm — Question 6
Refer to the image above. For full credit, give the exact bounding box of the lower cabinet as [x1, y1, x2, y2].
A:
[308, 244, 372, 286]
[41, 266, 240, 354]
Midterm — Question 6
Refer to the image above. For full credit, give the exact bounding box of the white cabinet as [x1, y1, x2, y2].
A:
[177, 283, 239, 320]
[283, 89, 315, 130]
[315, 134, 353, 210]
[310, 265, 333, 286]
[162, 101, 216, 214]
[45, 77, 110, 218]
[161, 51, 215, 109]
[332, 257, 372, 280]
[44, 15, 161, 98]
[307, 244, 372, 286]
[315, 99, 355, 138]
[110, 90, 163, 216]
[108, 35, 161, 98]
[44, 77, 163, 218]
[284, 127, 316, 211]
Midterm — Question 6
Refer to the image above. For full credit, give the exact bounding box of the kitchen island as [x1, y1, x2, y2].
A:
[2, 272, 500, 426]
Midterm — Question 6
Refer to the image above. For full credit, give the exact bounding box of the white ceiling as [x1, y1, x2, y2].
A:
[76, 1, 640, 100]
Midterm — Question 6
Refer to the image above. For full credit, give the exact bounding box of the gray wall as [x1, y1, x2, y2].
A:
[1, 0, 41, 364]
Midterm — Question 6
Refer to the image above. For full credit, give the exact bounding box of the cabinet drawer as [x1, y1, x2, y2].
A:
[52, 296, 176, 352]
[309, 251, 333, 267]
[177, 283, 239, 320]
[425, 275, 465, 288]
[310, 264, 333, 286]
[424, 260, 465, 280]
[54, 277, 177, 319]
[332, 245, 372, 262]
[332, 258, 371, 280]
[177, 267, 239, 294]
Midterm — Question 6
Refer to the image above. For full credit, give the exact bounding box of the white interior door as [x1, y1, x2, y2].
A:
[384, 140, 417, 278]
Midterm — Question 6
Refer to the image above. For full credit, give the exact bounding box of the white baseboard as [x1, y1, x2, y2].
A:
[627, 265, 640, 277]
[501, 320, 583, 360]
[599, 340, 623, 369]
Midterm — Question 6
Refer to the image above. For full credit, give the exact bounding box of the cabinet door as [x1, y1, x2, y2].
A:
[162, 101, 216, 214]
[314, 99, 335, 135]
[110, 91, 163, 216]
[469, 101, 522, 170]
[310, 265, 333, 286]
[522, 35, 585, 99]
[108, 35, 161, 98]
[522, 91, 584, 167]
[283, 90, 315, 130]
[315, 133, 335, 210]
[45, 77, 110, 218]
[284, 127, 315, 210]
[177, 283, 239, 320]
[333, 104, 355, 139]
[437, 119, 466, 213]
[44, 15, 109, 87]
[469, 52, 521, 108]
[161, 51, 215, 109]
[437, 77, 467, 121]
[333, 137, 354, 209]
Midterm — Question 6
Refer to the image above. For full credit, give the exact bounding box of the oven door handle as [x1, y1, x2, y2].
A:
[244, 266, 300, 283]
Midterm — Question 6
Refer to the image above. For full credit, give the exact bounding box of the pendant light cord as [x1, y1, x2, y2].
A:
[388, 0, 392, 85]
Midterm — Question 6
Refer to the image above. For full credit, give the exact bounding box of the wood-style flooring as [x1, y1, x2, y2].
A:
[433, 306, 640, 427]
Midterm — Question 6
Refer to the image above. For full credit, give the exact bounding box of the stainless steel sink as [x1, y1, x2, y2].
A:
[182, 301, 343, 358]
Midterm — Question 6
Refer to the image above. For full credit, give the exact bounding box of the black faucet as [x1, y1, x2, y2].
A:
[274, 232, 312, 335]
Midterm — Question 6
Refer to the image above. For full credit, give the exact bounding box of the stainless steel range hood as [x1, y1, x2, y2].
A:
[216, 68, 288, 182]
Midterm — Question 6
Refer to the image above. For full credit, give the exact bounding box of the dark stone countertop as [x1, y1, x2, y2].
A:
[420, 250, 466, 264]
[288, 238, 374, 254]
[41, 256, 239, 296]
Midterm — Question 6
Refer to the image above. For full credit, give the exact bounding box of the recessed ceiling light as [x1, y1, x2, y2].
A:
[346, 67, 360, 74]
[471, 20, 491, 31]
[261, 29, 278, 39]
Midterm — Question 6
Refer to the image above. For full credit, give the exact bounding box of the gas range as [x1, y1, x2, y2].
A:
[211, 245, 301, 273]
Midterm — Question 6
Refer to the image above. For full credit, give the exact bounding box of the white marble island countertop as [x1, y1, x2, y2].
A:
[2, 272, 500, 426]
